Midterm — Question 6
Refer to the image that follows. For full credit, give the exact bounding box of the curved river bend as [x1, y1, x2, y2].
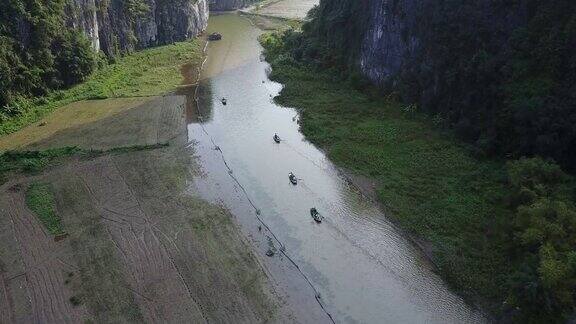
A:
[186, 13, 486, 324]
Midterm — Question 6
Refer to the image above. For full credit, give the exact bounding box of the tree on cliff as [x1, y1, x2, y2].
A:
[0, 0, 96, 115]
[287, 0, 576, 173]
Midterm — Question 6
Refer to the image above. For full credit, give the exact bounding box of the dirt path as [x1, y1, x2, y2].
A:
[2, 191, 85, 323]
[75, 157, 206, 323]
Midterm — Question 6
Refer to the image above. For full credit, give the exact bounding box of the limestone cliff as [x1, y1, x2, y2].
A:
[359, 0, 423, 85]
[358, 0, 527, 89]
[66, 0, 209, 56]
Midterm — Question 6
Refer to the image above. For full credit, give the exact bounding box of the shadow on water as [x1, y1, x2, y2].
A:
[178, 82, 214, 125]
[178, 64, 214, 124]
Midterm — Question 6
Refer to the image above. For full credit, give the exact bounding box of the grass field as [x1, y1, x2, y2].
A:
[0, 40, 204, 136]
[261, 34, 514, 311]
[25, 182, 64, 235]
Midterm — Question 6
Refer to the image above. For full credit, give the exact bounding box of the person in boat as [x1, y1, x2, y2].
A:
[273, 133, 281, 143]
[310, 207, 322, 222]
[289, 172, 297, 184]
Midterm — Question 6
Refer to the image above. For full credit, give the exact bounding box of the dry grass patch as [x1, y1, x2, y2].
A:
[0, 98, 150, 151]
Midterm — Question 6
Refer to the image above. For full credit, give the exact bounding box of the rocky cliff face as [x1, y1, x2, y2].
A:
[309, 0, 576, 169]
[359, 0, 422, 85]
[208, 0, 257, 11]
[358, 0, 527, 88]
[66, 0, 209, 56]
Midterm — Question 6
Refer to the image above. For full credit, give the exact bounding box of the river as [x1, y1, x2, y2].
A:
[252, 0, 319, 19]
[185, 10, 486, 324]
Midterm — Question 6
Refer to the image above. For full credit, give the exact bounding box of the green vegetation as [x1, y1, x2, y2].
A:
[0, 0, 96, 112]
[125, 0, 151, 20]
[0, 147, 81, 183]
[106, 143, 170, 154]
[25, 182, 64, 235]
[262, 32, 576, 322]
[69, 296, 82, 307]
[506, 158, 576, 320]
[0, 144, 170, 185]
[0, 0, 204, 135]
[69, 40, 202, 99]
[288, 1, 576, 172]
[0, 39, 203, 136]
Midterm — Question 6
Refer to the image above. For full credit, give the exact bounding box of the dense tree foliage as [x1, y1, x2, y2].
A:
[286, 0, 576, 172]
[413, 0, 576, 172]
[505, 157, 576, 321]
[0, 0, 96, 115]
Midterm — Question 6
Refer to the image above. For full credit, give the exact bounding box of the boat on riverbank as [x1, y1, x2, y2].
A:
[208, 32, 222, 41]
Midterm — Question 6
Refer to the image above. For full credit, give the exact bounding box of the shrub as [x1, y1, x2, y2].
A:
[506, 157, 576, 321]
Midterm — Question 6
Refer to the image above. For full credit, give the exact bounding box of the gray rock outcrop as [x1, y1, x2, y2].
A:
[66, 0, 210, 56]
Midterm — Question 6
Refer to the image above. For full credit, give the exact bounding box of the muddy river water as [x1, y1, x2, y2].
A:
[252, 0, 319, 19]
[186, 12, 486, 324]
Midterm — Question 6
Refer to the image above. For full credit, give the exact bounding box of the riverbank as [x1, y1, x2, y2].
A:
[260, 33, 516, 316]
[0, 34, 286, 322]
[0, 39, 204, 138]
[186, 12, 485, 323]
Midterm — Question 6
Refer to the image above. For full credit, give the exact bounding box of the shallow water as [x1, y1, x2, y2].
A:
[254, 0, 319, 19]
[186, 13, 486, 324]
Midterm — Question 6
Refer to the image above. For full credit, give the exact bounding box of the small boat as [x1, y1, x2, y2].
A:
[208, 32, 222, 41]
[288, 173, 297, 185]
[310, 208, 323, 223]
[221, 98, 227, 105]
[273, 134, 281, 143]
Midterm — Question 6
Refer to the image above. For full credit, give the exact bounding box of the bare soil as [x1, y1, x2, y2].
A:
[0, 190, 86, 323]
[0, 95, 282, 323]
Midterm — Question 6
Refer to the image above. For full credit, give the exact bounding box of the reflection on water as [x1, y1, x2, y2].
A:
[186, 13, 486, 324]
[178, 63, 215, 124]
